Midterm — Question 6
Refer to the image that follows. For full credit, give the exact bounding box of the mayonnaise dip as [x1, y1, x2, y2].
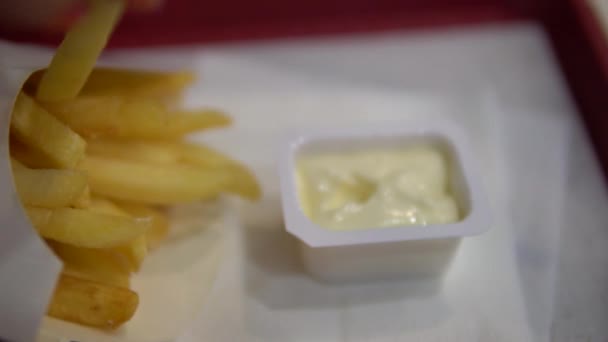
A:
[296, 144, 460, 230]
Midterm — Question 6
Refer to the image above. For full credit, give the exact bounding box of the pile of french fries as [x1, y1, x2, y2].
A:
[8, 0, 260, 329]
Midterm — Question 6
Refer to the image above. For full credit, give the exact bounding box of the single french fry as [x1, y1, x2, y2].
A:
[162, 109, 232, 138]
[82, 156, 231, 204]
[48, 240, 131, 274]
[87, 139, 235, 166]
[11, 159, 88, 208]
[26, 207, 150, 248]
[171, 142, 262, 200]
[36, 0, 125, 101]
[224, 164, 261, 201]
[44, 96, 231, 139]
[11, 93, 86, 169]
[9, 139, 50, 168]
[113, 236, 147, 272]
[86, 139, 179, 164]
[47, 274, 138, 329]
[87, 195, 148, 269]
[116, 202, 169, 250]
[89, 196, 130, 216]
[73, 185, 91, 209]
[62, 265, 130, 288]
[48, 241, 131, 286]
[169, 141, 238, 167]
[85, 197, 148, 271]
[85, 139, 261, 201]
[81, 68, 195, 97]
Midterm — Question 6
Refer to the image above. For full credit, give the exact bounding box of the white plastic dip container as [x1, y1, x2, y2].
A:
[279, 122, 491, 282]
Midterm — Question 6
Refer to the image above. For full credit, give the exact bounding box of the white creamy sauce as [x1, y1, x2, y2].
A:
[296, 144, 460, 230]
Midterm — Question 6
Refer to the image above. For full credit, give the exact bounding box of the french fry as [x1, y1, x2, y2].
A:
[116, 202, 170, 250]
[49, 240, 130, 273]
[44, 96, 231, 139]
[87, 139, 237, 167]
[48, 241, 131, 286]
[47, 275, 138, 329]
[63, 265, 130, 288]
[163, 141, 237, 167]
[26, 207, 150, 248]
[11, 159, 88, 208]
[82, 156, 231, 204]
[73, 185, 92, 209]
[88, 197, 148, 270]
[9, 139, 50, 168]
[11, 93, 86, 169]
[114, 236, 147, 272]
[81, 68, 196, 98]
[85, 139, 262, 201]
[89, 196, 130, 216]
[169, 142, 262, 200]
[49, 232, 144, 276]
[86, 139, 179, 164]
[36, 0, 124, 101]
[224, 164, 261, 201]
[165, 109, 232, 138]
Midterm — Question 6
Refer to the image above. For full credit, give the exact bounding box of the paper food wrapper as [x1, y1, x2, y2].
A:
[0, 41, 225, 342]
[0, 41, 60, 342]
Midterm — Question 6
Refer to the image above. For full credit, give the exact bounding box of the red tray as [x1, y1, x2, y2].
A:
[2, 0, 607, 180]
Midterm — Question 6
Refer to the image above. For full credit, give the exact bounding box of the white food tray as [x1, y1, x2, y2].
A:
[5, 21, 603, 341]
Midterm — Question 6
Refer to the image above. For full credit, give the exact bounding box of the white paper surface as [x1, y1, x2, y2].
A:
[0, 43, 62, 342]
[171, 84, 532, 341]
[2, 22, 600, 340]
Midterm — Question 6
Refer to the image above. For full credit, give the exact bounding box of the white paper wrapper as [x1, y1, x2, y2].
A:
[0, 41, 226, 342]
[0, 41, 60, 342]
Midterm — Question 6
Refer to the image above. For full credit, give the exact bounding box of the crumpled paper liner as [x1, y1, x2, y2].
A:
[0, 41, 61, 342]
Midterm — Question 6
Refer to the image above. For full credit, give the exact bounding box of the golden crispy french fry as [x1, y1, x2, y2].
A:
[88, 197, 148, 270]
[48, 241, 131, 286]
[81, 68, 195, 97]
[165, 109, 232, 138]
[82, 156, 231, 204]
[89, 196, 129, 216]
[114, 236, 147, 272]
[11, 93, 86, 169]
[146, 217, 169, 249]
[73, 185, 91, 209]
[116, 202, 169, 250]
[44, 96, 231, 139]
[86, 139, 179, 164]
[169, 141, 237, 167]
[36, 0, 124, 101]
[11, 159, 88, 208]
[85, 139, 261, 201]
[62, 265, 130, 288]
[9, 139, 49, 168]
[48, 240, 131, 273]
[49, 235, 143, 276]
[87, 139, 234, 166]
[169, 142, 262, 200]
[48, 274, 138, 329]
[224, 164, 261, 201]
[26, 207, 150, 248]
